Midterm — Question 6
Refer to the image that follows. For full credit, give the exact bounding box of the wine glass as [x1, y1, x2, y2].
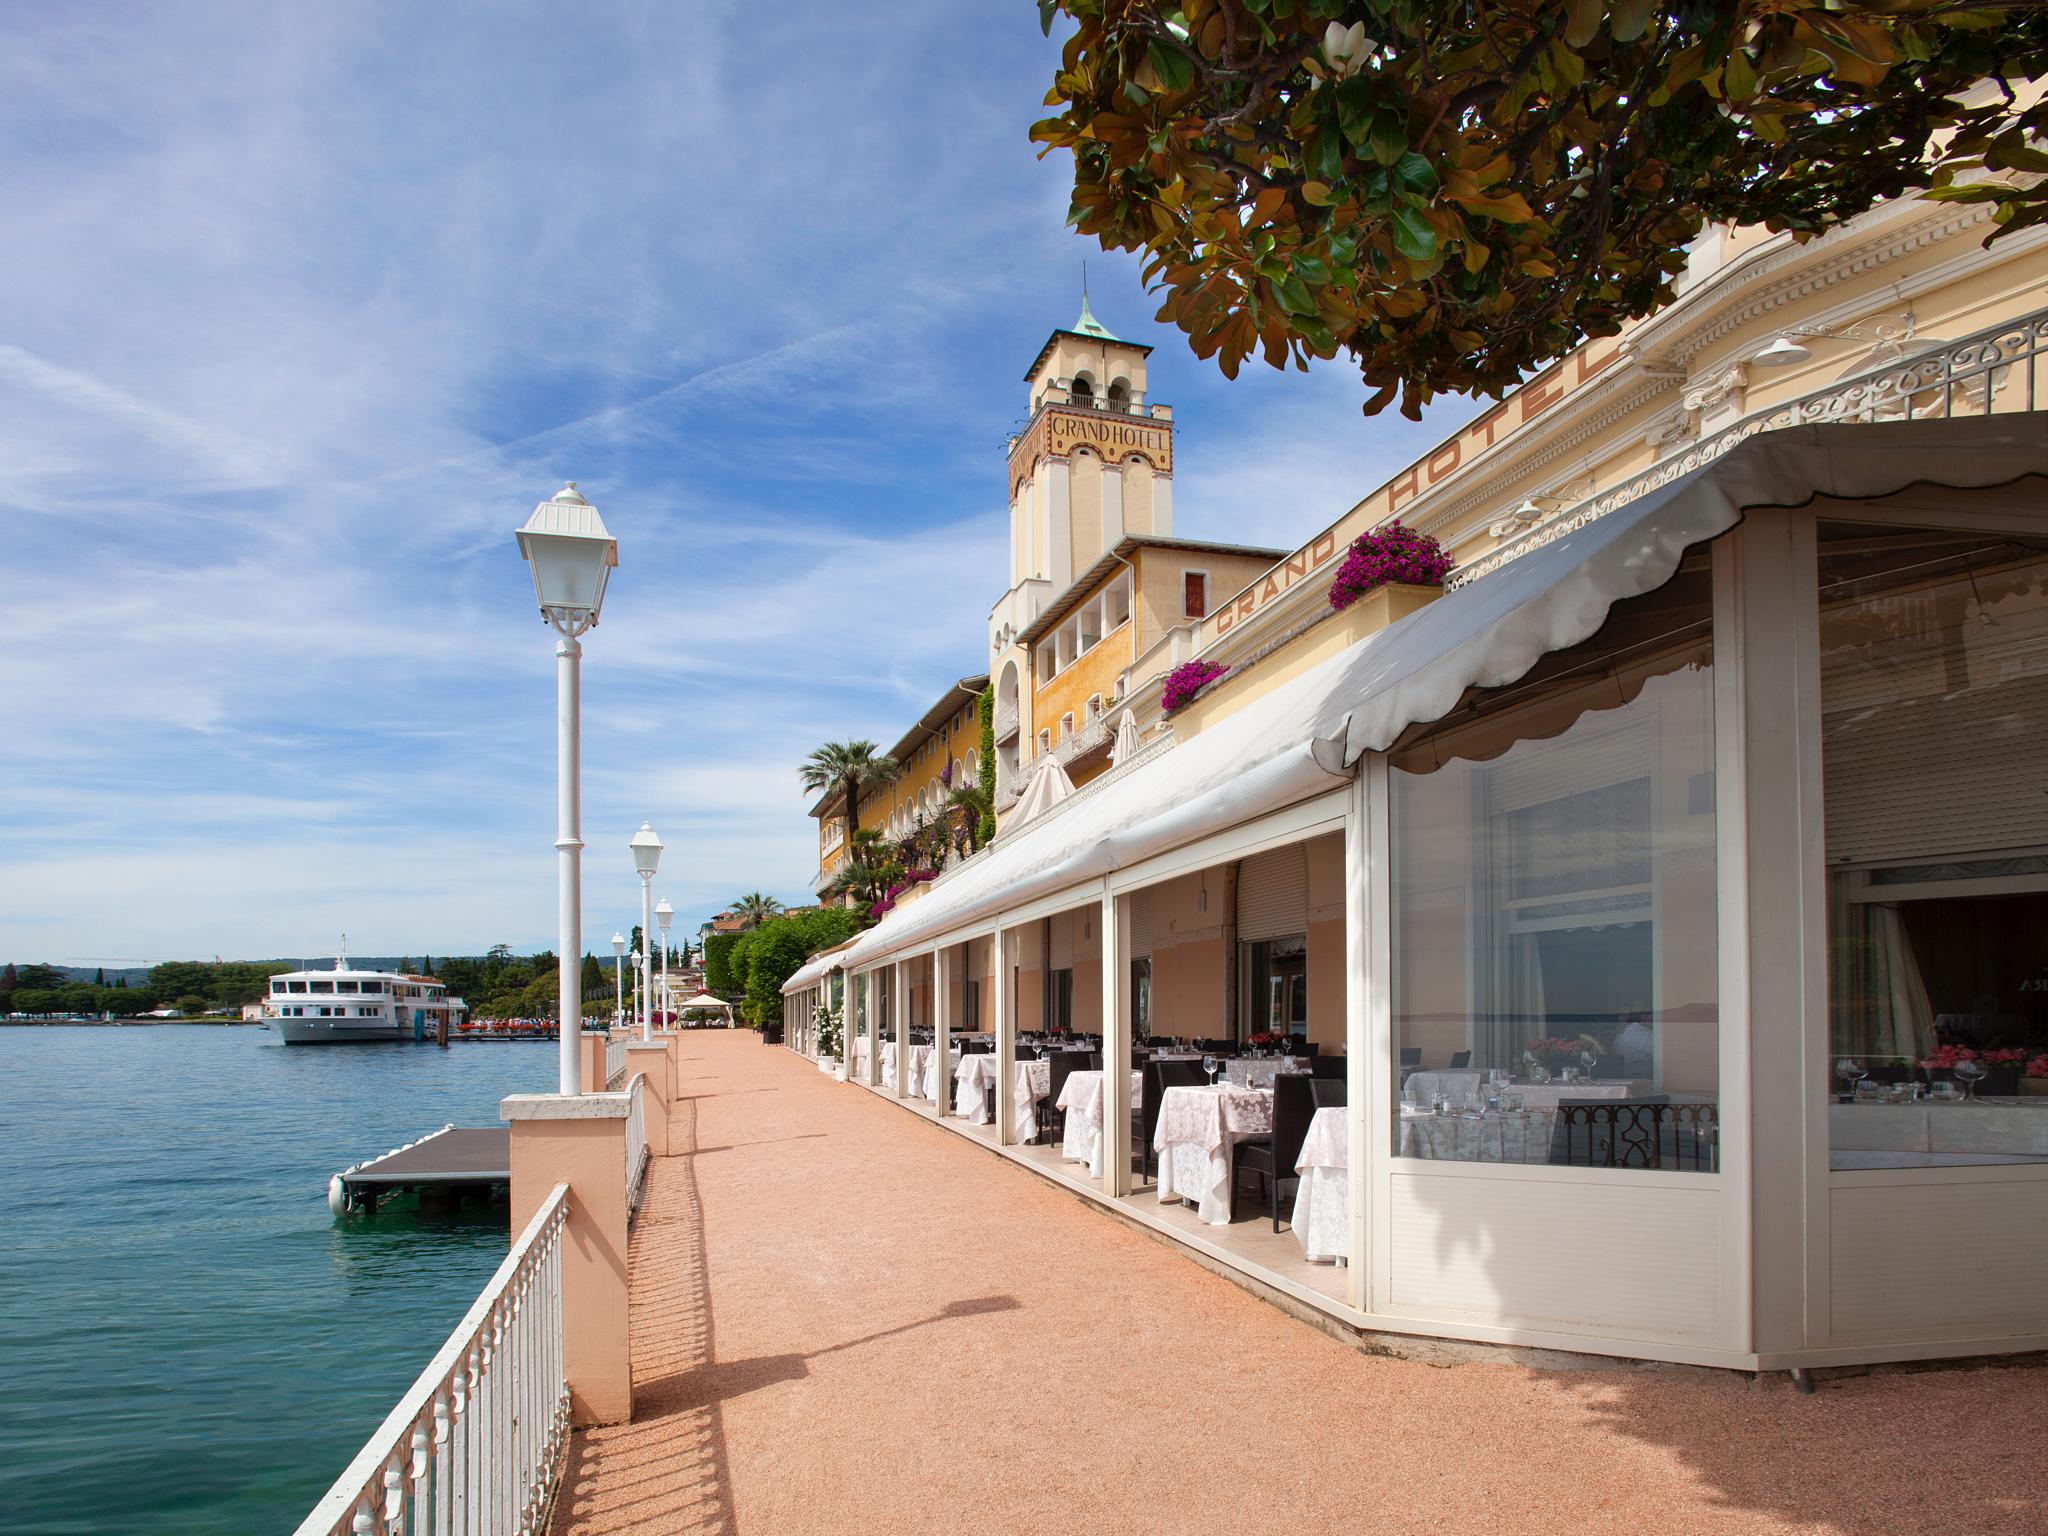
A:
[1521, 1048, 1539, 1081]
[1954, 1058, 1987, 1102]
[1579, 1047, 1600, 1080]
[1834, 1058, 1866, 1103]
[1203, 1054, 1219, 1087]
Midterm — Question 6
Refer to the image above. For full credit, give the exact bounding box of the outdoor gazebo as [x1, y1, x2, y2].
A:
[674, 991, 735, 1027]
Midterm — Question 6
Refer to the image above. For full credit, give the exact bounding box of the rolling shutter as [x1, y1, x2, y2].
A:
[1238, 843, 1308, 942]
[1128, 890, 1154, 959]
[1049, 913, 1075, 969]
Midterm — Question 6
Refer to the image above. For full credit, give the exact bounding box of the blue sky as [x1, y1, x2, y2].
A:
[1, 3, 1470, 965]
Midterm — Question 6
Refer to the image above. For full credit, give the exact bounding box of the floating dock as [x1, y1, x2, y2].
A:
[328, 1123, 511, 1215]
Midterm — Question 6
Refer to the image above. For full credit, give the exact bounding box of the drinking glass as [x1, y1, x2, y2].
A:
[1834, 1058, 1867, 1103]
[1579, 1048, 1600, 1079]
[1203, 1054, 1219, 1087]
[1954, 1058, 1987, 1102]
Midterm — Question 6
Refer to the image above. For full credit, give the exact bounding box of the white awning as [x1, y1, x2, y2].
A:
[835, 416, 2046, 972]
[781, 939, 859, 997]
[675, 992, 732, 1012]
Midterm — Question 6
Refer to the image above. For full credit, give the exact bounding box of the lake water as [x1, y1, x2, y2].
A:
[0, 1025, 559, 1535]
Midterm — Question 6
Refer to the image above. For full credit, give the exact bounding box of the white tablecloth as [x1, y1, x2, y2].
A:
[1402, 1068, 1483, 1106]
[1224, 1057, 1310, 1089]
[1831, 1098, 2048, 1157]
[1053, 1069, 1145, 1177]
[919, 1045, 960, 1102]
[1154, 1085, 1273, 1224]
[1398, 1107, 1556, 1163]
[1012, 1060, 1051, 1142]
[1292, 1106, 1348, 1262]
[953, 1054, 996, 1124]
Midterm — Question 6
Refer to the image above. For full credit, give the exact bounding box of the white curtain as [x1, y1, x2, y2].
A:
[1830, 890, 1934, 1066]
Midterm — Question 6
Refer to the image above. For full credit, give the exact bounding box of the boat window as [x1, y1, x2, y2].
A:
[337, 981, 357, 993]
[309, 981, 334, 994]
[287, 981, 307, 993]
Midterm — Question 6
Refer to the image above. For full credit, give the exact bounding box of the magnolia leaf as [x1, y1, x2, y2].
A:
[1391, 205, 1436, 262]
[1301, 179, 1335, 206]
[1564, 0, 1603, 50]
[1609, 0, 1655, 45]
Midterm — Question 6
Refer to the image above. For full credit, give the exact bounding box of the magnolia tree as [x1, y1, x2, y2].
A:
[1032, 0, 2048, 416]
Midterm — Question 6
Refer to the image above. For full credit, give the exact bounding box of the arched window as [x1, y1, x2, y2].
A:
[1070, 373, 1094, 401]
[1107, 378, 1130, 410]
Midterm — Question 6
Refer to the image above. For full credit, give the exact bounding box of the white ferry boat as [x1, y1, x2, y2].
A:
[265, 954, 468, 1044]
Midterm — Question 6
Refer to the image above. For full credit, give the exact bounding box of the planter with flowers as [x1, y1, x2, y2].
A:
[1244, 1030, 1290, 1057]
[1327, 521, 1453, 629]
[1976, 1046, 2030, 1095]
[1526, 1036, 1589, 1075]
[2022, 1054, 2048, 1096]
[1161, 658, 1231, 716]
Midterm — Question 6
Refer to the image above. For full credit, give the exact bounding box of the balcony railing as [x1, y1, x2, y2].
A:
[1051, 715, 1112, 766]
[993, 704, 1020, 743]
[605, 1031, 628, 1090]
[293, 1185, 571, 1536]
[625, 1074, 648, 1214]
[1453, 307, 2047, 590]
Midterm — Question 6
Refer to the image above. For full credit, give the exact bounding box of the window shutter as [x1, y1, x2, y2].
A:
[1049, 913, 1075, 970]
[1238, 844, 1308, 942]
[1128, 890, 1154, 958]
[1823, 636, 2048, 864]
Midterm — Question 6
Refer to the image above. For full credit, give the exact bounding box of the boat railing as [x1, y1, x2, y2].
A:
[604, 1031, 628, 1090]
[291, 1183, 571, 1536]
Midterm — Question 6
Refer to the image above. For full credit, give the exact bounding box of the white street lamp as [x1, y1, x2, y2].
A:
[630, 822, 663, 1040]
[517, 482, 618, 1095]
[611, 931, 627, 1031]
[655, 898, 674, 1034]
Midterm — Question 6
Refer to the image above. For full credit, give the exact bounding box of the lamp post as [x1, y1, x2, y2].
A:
[611, 931, 626, 1030]
[655, 898, 673, 1034]
[516, 482, 618, 1095]
[630, 822, 663, 1040]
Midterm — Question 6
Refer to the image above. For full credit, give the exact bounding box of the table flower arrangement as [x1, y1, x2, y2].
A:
[1162, 658, 1231, 715]
[1327, 521, 1453, 612]
[1245, 1030, 1289, 1056]
[1526, 1035, 1589, 1072]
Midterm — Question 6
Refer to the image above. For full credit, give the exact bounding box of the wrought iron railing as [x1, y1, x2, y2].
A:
[293, 1184, 571, 1536]
[1452, 306, 2047, 590]
[1050, 714, 1112, 766]
[993, 704, 1020, 742]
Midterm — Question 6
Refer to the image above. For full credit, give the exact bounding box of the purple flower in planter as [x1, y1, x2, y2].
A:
[939, 760, 954, 787]
[1327, 521, 1452, 612]
[1161, 658, 1231, 715]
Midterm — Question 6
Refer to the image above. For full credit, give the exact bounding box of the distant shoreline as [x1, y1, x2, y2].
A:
[0, 1018, 266, 1028]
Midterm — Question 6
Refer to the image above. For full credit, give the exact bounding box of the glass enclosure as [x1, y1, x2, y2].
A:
[1819, 523, 2048, 1169]
[1389, 561, 1720, 1171]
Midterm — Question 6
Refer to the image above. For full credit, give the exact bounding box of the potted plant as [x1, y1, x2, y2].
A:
[1245, 1029, 1288, 1057]
[2023, 1054, 2048, 1096]
[1161, 658, 1230, 716]
[1327, 520, 1453, 620]
[1919, 1042, 1977, 1089]
[1978, 1045, 2029, 1095]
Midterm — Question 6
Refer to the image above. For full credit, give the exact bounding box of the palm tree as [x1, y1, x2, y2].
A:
[799, 740, 900, 853]
[946, 781, 995, 856]
[730, 891, 783, 928]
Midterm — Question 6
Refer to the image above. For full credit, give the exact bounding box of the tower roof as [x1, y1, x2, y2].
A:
[1071, 292, 1116, 340]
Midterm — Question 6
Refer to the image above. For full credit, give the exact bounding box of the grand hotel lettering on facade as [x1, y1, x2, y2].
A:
[1209, 338, 1619, 638]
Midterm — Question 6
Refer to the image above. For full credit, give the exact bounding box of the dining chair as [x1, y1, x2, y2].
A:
[1309, 1076, 1347, 1109]
[1449, 1050, 1471, 1068]
[1399, 1047, 1422, 1067]
[1231, 1072, 1318, 1231]
[1311, 1055, 1346, 1080]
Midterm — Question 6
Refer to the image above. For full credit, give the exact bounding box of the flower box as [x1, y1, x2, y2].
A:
[1338, 580, 1441, 633]
[2020, 1078, 2048, 1096]
[1328, 521, 1452, 613]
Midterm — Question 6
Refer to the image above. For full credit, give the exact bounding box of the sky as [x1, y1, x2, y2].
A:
[1, 2, 1473, 966]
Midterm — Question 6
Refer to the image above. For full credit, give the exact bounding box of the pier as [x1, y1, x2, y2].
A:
[327, 1123, 510, 1215]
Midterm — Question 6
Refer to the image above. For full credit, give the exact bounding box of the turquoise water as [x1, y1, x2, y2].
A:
[0, 1025, 559, 1535]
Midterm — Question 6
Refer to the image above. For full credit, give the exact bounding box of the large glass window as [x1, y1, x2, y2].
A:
[1390, 561, 1720, 1171]
[1820, 524, 2048, 1169]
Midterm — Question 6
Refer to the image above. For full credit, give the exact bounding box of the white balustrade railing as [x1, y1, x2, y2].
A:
[624, 1074, 648, 1214]
[293, 1184, 571, 1536]
[604, 1031, 627, 1090]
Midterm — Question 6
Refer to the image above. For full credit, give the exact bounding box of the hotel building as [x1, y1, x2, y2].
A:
[788, 189, 2048, 1375]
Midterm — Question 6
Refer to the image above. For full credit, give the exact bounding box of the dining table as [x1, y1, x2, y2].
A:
[948, 1055, 1051, 1140]
[1153, 1082, 1274, 1224]
[1292, 1106, 1348, 1263]
[1052, 1068, 1145, 1177]
[1397, 1105, 1558, 1163]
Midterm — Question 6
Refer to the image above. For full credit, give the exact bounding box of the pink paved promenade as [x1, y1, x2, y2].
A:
[551, 1031, 2047, 1536]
